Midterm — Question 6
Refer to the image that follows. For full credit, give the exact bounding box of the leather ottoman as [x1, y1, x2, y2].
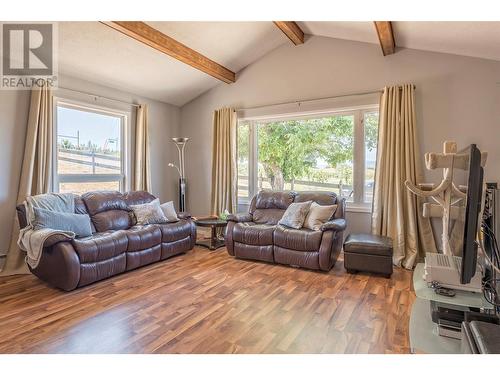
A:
[343, 233, 393, 278]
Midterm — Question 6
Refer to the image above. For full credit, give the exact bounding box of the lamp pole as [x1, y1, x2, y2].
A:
[171, 137, 189, 212]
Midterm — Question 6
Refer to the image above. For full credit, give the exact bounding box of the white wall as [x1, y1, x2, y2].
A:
[0, 74, 181, 255]
[180, 35, 500, 235]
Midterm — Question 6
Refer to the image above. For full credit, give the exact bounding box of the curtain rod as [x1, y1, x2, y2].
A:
[56, 86, 141, 108]
[234, 85, 416, 112]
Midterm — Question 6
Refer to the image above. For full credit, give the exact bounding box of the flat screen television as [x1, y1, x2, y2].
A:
[461, 144, 484, 284]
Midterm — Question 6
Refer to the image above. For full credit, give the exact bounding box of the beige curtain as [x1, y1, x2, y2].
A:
[371, 84, 437, 269]
[0, 84, 53, 275]
[133, 104, 151, 192]
[210, 108, 237, 216]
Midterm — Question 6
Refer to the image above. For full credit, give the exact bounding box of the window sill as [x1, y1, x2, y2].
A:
[346, 204, 372, 214]
[238, 201, 372, 214]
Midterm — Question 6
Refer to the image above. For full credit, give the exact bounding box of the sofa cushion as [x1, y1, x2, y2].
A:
[234, 243, 274, 263]
[294, 191, 338, 206]
[233, 222, 275, 246]
[156, 220, 193, 243]
[161, 237, 192, 259]
[91, 210, 132, 232]
[81, 191, 132, 232]
[126, 225, 162, 252]
[78, 253, 127, 287]
[74, 196, 90, 215]
[72, 230, 128, 263]
[126, 245, 161, 271]
[254, 190, 295, 210]
[274, 246, 319, 269]
[81, 191, 129, 215]
[252, 209, 286, 225]
[122, 191, 156, 206]
[273, 225, 323, 252]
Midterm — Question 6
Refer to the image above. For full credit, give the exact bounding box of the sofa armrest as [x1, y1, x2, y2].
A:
[30, 241, 81, 291]
[44, 233, 75, 248]
[178, 212, 191, 220]
[321, 218, 347, 232]
[227, 213, 252, 223]
[16, 204, 28, 229]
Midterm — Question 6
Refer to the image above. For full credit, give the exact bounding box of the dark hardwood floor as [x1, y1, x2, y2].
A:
[0, 246, 414, 354]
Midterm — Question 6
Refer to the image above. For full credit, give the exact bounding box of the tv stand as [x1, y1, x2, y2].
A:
[425, 253, 482, 293]
[409, 263, 492, 354]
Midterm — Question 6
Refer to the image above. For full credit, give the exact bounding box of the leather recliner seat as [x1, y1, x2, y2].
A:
[225, 190, 346, 271]
[16, 190, 196, 291]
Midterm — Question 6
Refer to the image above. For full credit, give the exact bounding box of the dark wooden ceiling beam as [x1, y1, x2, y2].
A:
[373, 21, 396, 56]
[273, 21, 305, 45]
[101, 21, 235, 83]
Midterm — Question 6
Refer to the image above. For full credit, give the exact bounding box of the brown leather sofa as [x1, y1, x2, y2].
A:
[16, 190, 196, 291]
[225, 190, 346, 271]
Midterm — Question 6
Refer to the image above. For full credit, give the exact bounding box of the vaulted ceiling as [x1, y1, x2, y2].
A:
[58, 22, 288, 106]
[298, 21, 500, 61]
[58, 21, 500, 107]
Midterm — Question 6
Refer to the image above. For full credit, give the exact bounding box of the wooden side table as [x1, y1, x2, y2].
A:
[194, 219, 227, 250]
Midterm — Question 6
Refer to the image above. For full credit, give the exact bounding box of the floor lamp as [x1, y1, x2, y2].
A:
[169, 137, 189, 212]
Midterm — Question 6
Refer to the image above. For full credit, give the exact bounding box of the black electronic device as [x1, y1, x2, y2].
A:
[461, 144, 484, 284]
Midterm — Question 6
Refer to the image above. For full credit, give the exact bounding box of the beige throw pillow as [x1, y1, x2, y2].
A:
[303, 202, 337, 231]
[278, 200, 312, 229]
[160, 201, 179, 222]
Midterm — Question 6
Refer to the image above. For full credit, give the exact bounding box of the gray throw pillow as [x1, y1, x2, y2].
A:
[160, 201, 179, 222]
[130, 198, 168, 225]
[32, 207, 92, 238]
[278, 200, 313, 229]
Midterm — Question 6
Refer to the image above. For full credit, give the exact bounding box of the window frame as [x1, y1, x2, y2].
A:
[52, 97, 131, 194]
[237, 104, 379, 213]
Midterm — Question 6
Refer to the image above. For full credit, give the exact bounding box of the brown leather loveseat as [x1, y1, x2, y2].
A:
[225, 190, 346, 271]
[16, 190, 196, 291]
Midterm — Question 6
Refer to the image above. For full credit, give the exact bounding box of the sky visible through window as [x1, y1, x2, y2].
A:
[57, 106, 121, 152]
[56, 105, 123, 194]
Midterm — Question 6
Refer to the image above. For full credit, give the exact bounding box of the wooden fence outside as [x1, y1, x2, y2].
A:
[237, 175, 353, 195]
[58, 148, 120, 173]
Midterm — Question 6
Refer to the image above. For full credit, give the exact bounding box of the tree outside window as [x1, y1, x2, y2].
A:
[238, 108, 379, 208]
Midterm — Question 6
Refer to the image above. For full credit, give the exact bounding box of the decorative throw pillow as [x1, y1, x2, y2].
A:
[303, 202, 337, 231]
[278, 200, 313, 229]
[32, 207, 93, 238]
[160, 201, 179, 222]
[130, 198, 168, 225]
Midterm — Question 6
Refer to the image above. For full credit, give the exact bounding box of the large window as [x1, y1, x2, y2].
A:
[53, 101, 128, 195]
[237, 107, 379, 210]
